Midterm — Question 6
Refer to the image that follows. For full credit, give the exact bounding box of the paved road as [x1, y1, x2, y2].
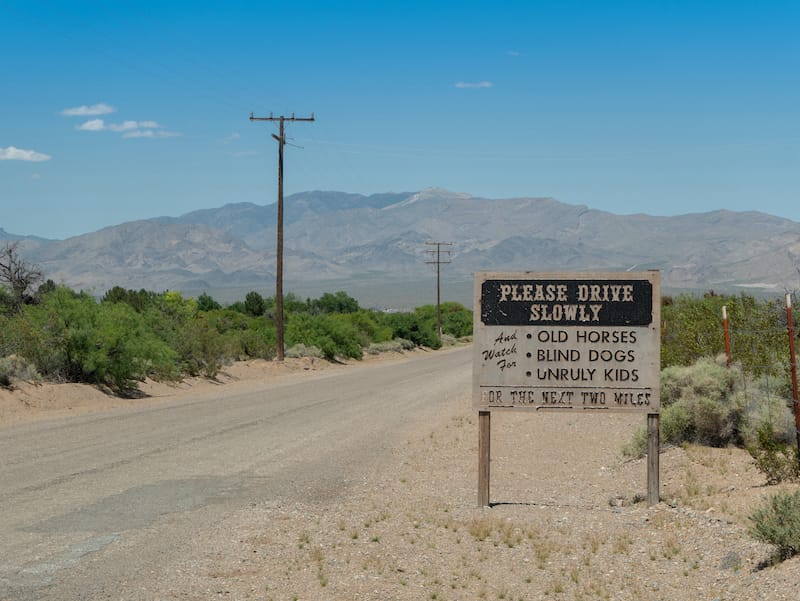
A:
[0, 347, 471, 600]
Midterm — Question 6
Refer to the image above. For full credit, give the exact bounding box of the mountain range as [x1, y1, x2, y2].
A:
[4, 188, 800, 308]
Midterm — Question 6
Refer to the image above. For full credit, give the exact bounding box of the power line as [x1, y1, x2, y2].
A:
[425, 241, 453, 342]
[250, 112, 315, 361]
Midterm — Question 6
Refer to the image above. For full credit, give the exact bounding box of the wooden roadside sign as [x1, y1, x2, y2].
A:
[473, 271, 661, 506]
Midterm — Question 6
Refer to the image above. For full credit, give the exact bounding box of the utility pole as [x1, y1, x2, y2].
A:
[425, 241, 452, 342]
[786, 293, 800, 467]
[250, 112, 315, 361]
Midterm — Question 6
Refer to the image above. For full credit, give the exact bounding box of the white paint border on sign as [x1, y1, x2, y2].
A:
[473, 271, 661, 413]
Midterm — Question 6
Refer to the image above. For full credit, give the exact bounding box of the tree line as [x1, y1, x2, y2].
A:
[0, 281, 472, 392]
[1, 239, 473, 392]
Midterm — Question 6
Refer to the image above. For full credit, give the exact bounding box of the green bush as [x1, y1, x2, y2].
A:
[748, 422, 800, 485]
[658, 357, 745, 447]
[624, 357, 749, 457]
[749, 489, 800, 561]
[26, 288, 178, 390]
[740, 374, 796, 447]
[286, 313, 363, 360]
[310, 291, 359, 314]
[196, 292, 222, 312]
[2, 285, 463, 393]
[660, 401, 693, 446]
[173, 316, 231, 378]
[440, 301, 473, 338]
[380, 311, 441, 349]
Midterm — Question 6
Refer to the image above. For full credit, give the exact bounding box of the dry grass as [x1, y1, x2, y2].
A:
[139, 404, 800, 600]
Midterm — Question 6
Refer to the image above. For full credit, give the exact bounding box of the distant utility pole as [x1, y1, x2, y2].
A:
[425, 241, 453, 342]
[250, 111, 315, 361]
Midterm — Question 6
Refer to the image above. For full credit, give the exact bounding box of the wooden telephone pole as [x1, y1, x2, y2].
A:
[425, 241, 452, 342]
[250, 112, 315, 361]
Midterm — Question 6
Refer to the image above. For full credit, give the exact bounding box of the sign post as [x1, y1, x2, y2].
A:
[474, 271, 661, 506]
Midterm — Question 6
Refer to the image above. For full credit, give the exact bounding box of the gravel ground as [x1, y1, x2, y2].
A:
[3, 349, 799, 600]
[146, 396, 800, 601]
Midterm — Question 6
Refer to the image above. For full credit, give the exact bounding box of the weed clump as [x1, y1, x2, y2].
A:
[749, 489, 800, 561]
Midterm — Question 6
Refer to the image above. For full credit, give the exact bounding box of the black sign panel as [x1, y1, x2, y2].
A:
[481, 279, 653, 326]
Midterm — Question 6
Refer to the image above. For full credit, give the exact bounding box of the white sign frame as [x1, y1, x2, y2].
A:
[473, 271, 661, 413]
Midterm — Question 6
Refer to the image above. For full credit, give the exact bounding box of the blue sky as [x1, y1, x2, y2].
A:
[1, 0, 798, 239]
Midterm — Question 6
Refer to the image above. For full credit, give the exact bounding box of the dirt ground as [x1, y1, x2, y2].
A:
[2, 348, 800, 600]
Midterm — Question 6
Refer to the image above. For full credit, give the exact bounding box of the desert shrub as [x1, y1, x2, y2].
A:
[237, 326, 277, 360]
[441, 333, 457, 346]
[749, 489, 800, 561]
[380, 311, 441, 349]
[661, 356, 737, 408]
[24, 288, 177, 390]
[346, 310, 393, 346]
[285, 343, 324, 359]
[395, 337, 416, 350]
[440, 301, 473, 338]
[286, 313, 363, 360]
[0, 355, 41, 387]
[622, 426, 649, 458]
[660, 402, 693, 445]
[365, 340, 406, 355]
[740, 374, 796, 447]
[204, 309, 252, 334]
[659, 357, 745, 447]
[173, 316, 232, 378]
[748, 422, 800, 485]
[310, 291, 359, 314]
[624, 356, 748, 457]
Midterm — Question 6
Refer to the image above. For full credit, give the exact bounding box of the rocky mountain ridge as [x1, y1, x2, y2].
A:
[4, 189, 799, 306]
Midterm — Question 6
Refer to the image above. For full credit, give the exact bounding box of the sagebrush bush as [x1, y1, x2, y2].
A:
[748, 422, 800, 484]
[749, 490, 800, 561]
[661, 357, 737, 408]
[624, 356, 782, 458]
[365, 340, 406, 355]
[285, 343, 324, 359]
[0, 354, 42, 388]
[740, 375, 796, 448]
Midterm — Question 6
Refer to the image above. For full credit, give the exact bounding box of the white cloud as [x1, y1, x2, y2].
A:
[508, 50, 522, 57]
[72, 108, 178, 139]
[223, 132, 241, 144]
[0, 146, 52, 162]
[108, 120, 142, 132]
[77, 119, 107, 131]
[122, 129, 181, 139]
[455, 81, 494, 89]
[61, 103, 116, 116]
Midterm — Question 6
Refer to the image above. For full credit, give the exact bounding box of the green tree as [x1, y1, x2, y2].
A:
[197, 292, 222, 312]
[244, 291, 266, 317]
[311, 291, 359, 314]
